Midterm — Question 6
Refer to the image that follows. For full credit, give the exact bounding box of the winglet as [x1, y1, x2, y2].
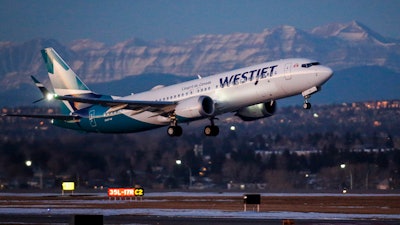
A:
[31, 76, 53, 103]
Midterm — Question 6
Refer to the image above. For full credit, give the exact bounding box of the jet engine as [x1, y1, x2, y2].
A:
[175, 96, 215, 119]
[235, 101, 276, 121]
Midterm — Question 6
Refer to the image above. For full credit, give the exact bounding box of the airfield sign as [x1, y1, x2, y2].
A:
[108, 188, 144, 198]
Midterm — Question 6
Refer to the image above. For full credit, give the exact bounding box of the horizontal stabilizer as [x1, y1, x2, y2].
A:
[1, 113, 80, 121]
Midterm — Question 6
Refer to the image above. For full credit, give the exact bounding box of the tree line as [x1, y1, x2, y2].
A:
[0, 101, 399, 191]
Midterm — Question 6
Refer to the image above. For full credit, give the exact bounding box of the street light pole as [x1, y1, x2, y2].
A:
[25, 160, 43, 189]
[176, 160, 192, 188]
[340, 163, 353, 190]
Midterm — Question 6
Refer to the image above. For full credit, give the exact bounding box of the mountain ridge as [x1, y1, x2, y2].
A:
[0, 21, 399, 106]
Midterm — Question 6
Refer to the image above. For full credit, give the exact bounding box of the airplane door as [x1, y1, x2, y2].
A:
[89, 110, 97, 127]
[256, 77, 277, 100]
[284, 63, 292, 80]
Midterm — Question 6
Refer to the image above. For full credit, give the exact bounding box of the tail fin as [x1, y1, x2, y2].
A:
[41, 47, 91, 96]
[41, 47, 93, 112]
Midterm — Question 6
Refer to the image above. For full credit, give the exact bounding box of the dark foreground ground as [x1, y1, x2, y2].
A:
[0, 192, 399, 225]
[1, 214, 399, 225]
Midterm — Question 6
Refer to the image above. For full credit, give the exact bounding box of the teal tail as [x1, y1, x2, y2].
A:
[41, 47, 95, 112]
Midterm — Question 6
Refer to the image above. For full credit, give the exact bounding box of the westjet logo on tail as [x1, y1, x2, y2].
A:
[219, 65, 278, 88]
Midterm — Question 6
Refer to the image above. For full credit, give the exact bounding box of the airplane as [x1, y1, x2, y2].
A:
[2, 47, 333, 136]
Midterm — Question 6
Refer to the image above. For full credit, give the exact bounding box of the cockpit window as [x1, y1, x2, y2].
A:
[301, 62, 320, 68]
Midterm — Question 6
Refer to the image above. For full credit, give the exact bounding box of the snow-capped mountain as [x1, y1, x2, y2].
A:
[0, 21, 399, 105]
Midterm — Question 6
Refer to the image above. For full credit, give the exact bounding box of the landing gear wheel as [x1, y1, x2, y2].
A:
[167, 126, 182, 137]
[303, 102, 311, 109]
[204, 125, 219, 136]
[167, 113, 182, 137]
[302, 94, 312, 109]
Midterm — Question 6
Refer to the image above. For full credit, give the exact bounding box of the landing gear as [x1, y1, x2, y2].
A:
[204, 125, 219, 136]
[204, 117, 219, 136]
[303, 95, 312, 109]
[167, 114, 220, 137]
[167, 125, 182, 137]
[302, 86, 320, 110]
[167, 114, 182, 137]
[303, 102, 311, 109]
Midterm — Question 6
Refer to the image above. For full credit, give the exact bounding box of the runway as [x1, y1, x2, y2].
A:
[0, 192, 399, 224]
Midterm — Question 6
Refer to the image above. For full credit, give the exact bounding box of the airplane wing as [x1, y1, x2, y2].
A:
[1, 113, 80, 121]
[54, 95, 177, 115]
[28, 75, 177, 116]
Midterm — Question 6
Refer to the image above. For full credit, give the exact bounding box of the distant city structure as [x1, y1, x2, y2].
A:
[0, 100, 399, 191]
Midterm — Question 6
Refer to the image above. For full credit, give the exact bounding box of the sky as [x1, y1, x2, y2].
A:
[0, 0, 399, 45]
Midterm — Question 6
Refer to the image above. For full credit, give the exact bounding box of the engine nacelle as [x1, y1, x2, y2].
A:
[175, 96, 215, 119]
[235, 101, 276, 121]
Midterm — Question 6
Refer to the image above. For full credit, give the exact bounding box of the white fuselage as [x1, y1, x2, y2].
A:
[9, 48, 333, 135]
[111, 58, 332, 126]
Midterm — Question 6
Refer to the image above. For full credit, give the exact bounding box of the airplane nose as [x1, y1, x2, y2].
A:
[318, 66, 333, 82]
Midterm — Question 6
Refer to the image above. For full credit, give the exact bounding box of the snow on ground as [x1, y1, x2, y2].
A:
[1, 207, 400, 220]
[1, 192, 399, 220]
